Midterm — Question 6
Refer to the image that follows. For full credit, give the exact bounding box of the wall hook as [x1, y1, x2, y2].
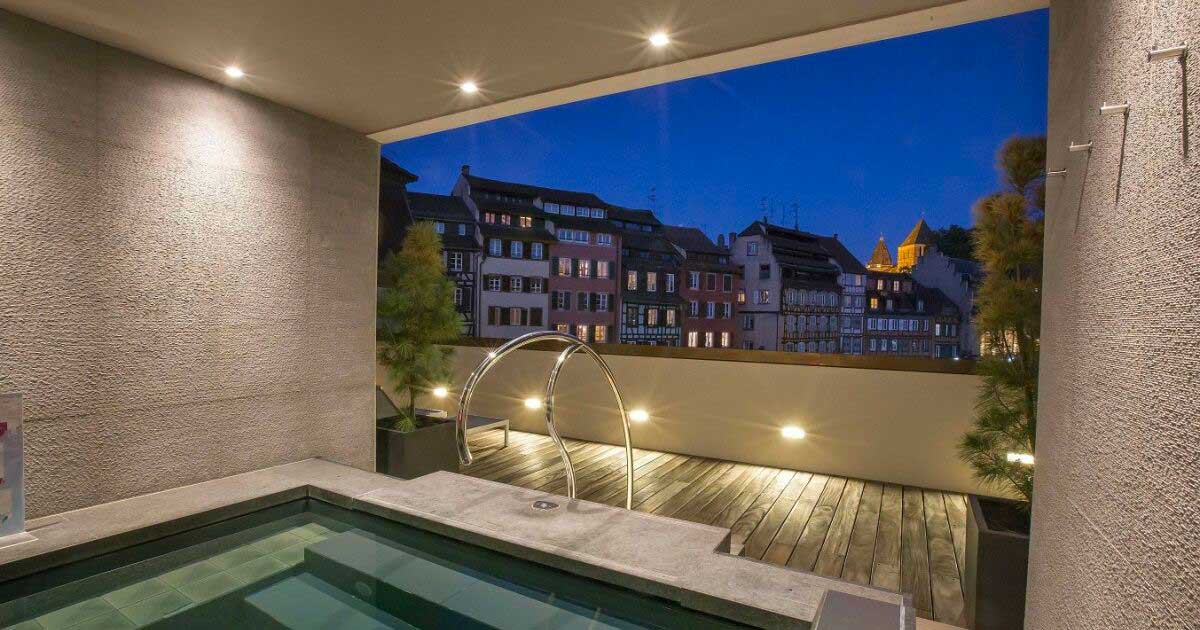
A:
[1147, 44, 1187, 62]
[1099, 102, 1130, 116]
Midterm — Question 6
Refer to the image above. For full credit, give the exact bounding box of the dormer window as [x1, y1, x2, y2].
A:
[545, 202, 560, 214]
[519, 216, 533, 228]
[484, 212, 496, 224]
[591, 208, 605, 219]
[500, 214, 512, 225]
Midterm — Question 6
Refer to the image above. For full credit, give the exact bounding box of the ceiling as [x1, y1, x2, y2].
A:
[0, 0, 1043, 142]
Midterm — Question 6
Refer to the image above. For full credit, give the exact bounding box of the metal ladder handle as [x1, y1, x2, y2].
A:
[454, 331, 636, 509]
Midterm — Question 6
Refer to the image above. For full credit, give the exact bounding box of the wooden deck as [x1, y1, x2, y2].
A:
[462, 429, 969, 627]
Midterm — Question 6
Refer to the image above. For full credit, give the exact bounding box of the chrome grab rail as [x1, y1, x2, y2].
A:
[455, 331, 635, 509]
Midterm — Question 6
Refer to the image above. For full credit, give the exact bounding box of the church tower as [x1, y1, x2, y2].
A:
[896, 218, 937, 271]
[867, 236, 895, 271]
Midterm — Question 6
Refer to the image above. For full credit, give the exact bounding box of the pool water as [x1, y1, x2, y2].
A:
[0, 500, 750, 629]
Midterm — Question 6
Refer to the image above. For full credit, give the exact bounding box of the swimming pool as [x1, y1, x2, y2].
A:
[0, 499, 751, 629]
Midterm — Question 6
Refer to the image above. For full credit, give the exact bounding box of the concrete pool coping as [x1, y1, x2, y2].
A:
[0, 459, 917, 629]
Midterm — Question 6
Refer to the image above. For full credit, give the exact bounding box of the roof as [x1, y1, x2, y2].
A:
[479, 222, 557, 242]
[620, 230, 678, 256]
[465, 173, 607, 208]
[816, 235, 867, 275]
[661, 225, 726, 256]
[738, 221, 840, 275]
[866, 272, 959, 316]
[380, 157, 418, 184]
[407, 192, 473, 222]
[546, 213, 614, 232]
[609, 206, 663, 227]
[867, 237, 894, 268]
[900, 218, 937, 247]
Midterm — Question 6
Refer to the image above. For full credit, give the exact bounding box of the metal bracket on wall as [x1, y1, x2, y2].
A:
[1147, 43, 1189, 159]
[1046, 169, 1067, 176]
[1098, 102, 1131, 204]
[1147, 44, 1187, 62]
[1068, 141, 1092, 152]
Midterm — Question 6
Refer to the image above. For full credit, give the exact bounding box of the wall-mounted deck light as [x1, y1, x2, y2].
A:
[1006, 452, 1035, 465]
[224, 66, 244, 79]
[781, 425, 806, 440]
[432, 387, 449, 398]
[523, 397, 542, 409]
[629, 409, 649, 422]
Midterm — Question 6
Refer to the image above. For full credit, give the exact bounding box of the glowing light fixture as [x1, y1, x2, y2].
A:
[629, 409, 650, 422]
[523, 397, 542, 409]
[781, 426, 806, 440]
[1006, 452, 1035, 465]
[648, 31, 670, 48]
[224, 66, 244, 79]
[459, 81, 479, 94]
[432, 387, 448, 398]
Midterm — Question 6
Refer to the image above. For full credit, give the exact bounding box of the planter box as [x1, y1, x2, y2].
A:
[964, 495, 1030, 630]
[375, 416, 458, 480]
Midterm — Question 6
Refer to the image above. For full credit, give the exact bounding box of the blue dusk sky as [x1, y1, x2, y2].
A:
[382, 9, 1048, 263]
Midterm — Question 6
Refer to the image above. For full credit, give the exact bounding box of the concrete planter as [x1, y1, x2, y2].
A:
[375, 415, 458, 479]
[964, 495, 1030, 630]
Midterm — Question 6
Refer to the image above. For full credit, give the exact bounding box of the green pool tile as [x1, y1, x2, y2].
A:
[61, 610, 133, 630]
[250, 532, 306, 554]
[271, 543, 307, 567]
[207, 545, 265, 571]
[118, 591, 190, 627]
[35, 598, 116, 630]
[177, 572, 242, 604]
[5, 620, 45, 630]
[158, 561, 220, 588]
[102, 578, 171, 609]
[290, 523, 334, 540]
[226, 556, 288, 584]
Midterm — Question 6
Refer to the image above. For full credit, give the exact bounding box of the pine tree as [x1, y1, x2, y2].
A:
[959, 136, 1045, 505]
[377, 222, 461, 431]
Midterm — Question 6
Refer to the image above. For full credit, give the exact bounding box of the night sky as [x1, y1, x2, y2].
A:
[382, 10, 1048, 263]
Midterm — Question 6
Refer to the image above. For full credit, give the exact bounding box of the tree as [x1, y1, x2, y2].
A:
[377, 222, 460, 431]
[959, 135, 1045, 505]
[933, 224, 976, 261]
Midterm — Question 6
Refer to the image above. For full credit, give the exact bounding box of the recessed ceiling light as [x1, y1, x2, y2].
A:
[648, 32, 670, 48]
[781, 426, 806, 440]
[629, 409, 650, 422]
[224, 66, 244, 79]
[459, 81, 479, 94]
[523, 397, 542, 409]
[432, 387, 448, 398]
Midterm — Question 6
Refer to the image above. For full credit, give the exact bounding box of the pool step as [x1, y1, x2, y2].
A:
[305, 529, 624, 629]
[244, 572, 417, 629]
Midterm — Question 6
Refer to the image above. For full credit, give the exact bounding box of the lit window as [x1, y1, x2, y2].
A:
[596, 260, 610, 279]
[575, 324, 589, 341]
[594, 325, 608, 343]
[509, 307, 523, 325]
[737, 290, 746, 305]
[647, 308, 659, 326]
[646, 272, 657, 292]
[556, 323, 569, 334]
[500, 214, 512, 226]
[627, 270, 638, 291]
[665, 309, 676, 326]
[687, 331, 698, 347]
[558, 258, 572, 276]
[484, 212, 496, 224]
[757, 290, 770, 304]
[519, 216, 533, 228]
[720, 332, 730, 348]
[577, 259, 591, 278]
[870, 297, 879, 310]
[704, 332, 714, 348]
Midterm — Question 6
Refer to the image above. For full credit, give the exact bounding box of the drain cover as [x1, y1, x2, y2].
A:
[532, 500, 559, 510]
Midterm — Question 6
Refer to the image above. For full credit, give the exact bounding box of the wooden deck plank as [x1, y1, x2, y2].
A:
[673, 464, 760, 523]
[923, 490, 966, 627]
[901, 486, 934, 617]
[492, 442, 604, 485]
[726, 470, 796, 554]
[943, 492, 969, 585]
[813, 479, 867, 577]
[712, 469, 785, 528]
[872, 483, 904, 591]
[541, 448, 663, 496]
[787, 476, 850, 571]
[637, 460, 722, 512]
[841, 481, 884, 585]
[505, 443, 612, 488]
[760, 474, 828, 564]
[582, 453, 688, 504]
[742, 472, 814, 560]
[653, 462, 737, 517]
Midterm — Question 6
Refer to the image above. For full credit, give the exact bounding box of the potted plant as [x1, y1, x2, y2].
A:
[958, 136, 1044, 630]
[376, 221, 461, 479]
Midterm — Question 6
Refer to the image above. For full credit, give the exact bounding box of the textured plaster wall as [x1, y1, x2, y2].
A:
[0, 11, 379, 518]
[1029, 1, 1200, 628]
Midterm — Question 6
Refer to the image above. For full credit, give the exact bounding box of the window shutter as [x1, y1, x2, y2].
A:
[569, 257, 576, 277]
[501, 276, 511, 292]
[608, 293, 615, 311]
[564, 292, 572, 310]
[500, 308, 511, 325]
[488, 307, 497, 326]
[551, 290, 559, 308]
[530, 308, 543, 327]
[551, 257, 559, 275]
[590, 292, 598, 312]
[519, 309, 527, 326]
[523, 276, 532, 293]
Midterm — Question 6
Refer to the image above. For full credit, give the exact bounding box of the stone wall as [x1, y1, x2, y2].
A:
[0, 10, 379, 518]
[1029, 0, 1199, 627]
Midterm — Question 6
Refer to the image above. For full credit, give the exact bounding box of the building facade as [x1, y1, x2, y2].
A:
[732, 222, 843, 352]
[817, 235, 868, 354]
[613, 208, 683, 346]
[864, 271, 961, 358]
[663, 226, 740, 349]
[543, 201, 620, 344]
[452, 169, 553, 338]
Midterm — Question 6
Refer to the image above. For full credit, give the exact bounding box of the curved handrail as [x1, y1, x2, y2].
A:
[454, 331, 635, 509]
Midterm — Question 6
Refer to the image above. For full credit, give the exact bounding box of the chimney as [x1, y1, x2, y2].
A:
[728, 231, 737, 246]
[716, 234, 726, 247]
[461, 164, 470, 176]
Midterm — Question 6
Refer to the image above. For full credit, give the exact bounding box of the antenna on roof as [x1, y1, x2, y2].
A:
[648, 187, 657, 212]
[791, 203, 800, 230]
